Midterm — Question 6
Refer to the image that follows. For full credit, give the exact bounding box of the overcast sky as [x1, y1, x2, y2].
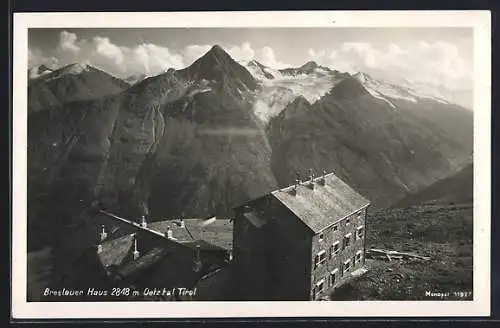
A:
[28, 27, 473, 90]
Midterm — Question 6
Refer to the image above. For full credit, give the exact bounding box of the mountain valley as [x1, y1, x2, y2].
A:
[27, 45, 473, 266]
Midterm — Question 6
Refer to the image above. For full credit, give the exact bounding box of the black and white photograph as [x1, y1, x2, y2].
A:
[12, 11, 491, 318]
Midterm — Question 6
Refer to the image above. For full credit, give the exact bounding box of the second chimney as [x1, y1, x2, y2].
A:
[288, 178, 301, 196]
[308, 169, 315, 189]
[167, 226, 173, 239]
[140, 215, 147, 228]
[132, 234, 140, 260]
[100, 224, 108, 242]
[317, 169, 327, 185]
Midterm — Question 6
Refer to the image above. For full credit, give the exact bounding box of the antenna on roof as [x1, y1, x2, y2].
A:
[318, 169, 327, 186]
[287, 177, 300, 196]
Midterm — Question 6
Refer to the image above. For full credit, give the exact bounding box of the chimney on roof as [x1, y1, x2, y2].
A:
[318, 169, 327, 186]
[179, 218, 185, 228]
[288, 178, 300, 196]
[167, 226, 173, 239]
[140, 215, 147, 228]
[133, 234, 140, 260]
[225, 250, 233, 263]
[96, 226, 105, 253]
[308, 169, 315, 189]
[99, 224, 108, 242]
[193, 244, 202, 272]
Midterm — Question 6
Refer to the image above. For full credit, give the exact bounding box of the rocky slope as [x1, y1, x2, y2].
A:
[28, 46, 277, 257]
[267, 75, 473, 208]
[333, 163, 474, 300]
[28, 63, 131, 114]
[28, 46, 473, 256]
[124, 73, 148, 85]
[394, 163, 473, 208]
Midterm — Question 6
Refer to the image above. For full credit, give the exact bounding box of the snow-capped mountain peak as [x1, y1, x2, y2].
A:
[59, 62, 92, 75]
[28, 64, 55, 80]
[125, 73, 149, 85]
[240, 60, 282, 81]
[353, 71, 454, 107]
[353, 71, 428, 108]
[353, 72, 370, 83]
[32, 62, 95, 83]
[244, 60, 344, 122]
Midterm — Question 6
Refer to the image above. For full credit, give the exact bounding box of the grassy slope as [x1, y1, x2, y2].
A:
[395, 163, 473, 208]
[332, 206, 473, 300]
[331, 164, 474, 300]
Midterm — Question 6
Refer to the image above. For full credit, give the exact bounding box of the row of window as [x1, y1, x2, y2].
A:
[314, 226, 364, 269]
[312, 250, 364, 300]
[318, 216, 364, 242]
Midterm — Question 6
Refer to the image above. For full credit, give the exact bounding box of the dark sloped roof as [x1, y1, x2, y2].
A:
[243, 211, 266, 228]
[181, 239, 228, 252]
[186, 219, 233, 251]
[271, 172, 370, 233]
[115, 247, 168, 279]
[148, 218, 233, 251]
[98, 233, 135, 268]
[147, 220, 193, 241]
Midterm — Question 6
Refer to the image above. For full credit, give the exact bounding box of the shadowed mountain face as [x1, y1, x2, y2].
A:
[394, 163, 473, 207]
[28, 63, 131, 114]
[140, 47, 275, 218]
[267, 76, 473, 208]
[125, 73, 148, 85]
[28, 46, 277, 258]
[177, 45, 258, 96]
[28, 45, 473, 260]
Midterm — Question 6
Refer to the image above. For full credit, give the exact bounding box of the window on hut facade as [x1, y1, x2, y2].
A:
[329, 269, 338, 287]
[319, 232, 324, 242]
[356, 226, 364, 240]
[333, 224, 338, 232]
[343, 233, 352, 249]
[355, 250, 363, 264]
[343, 259, 352, 274]
[330, 241, 340, 258]
[314, 250, 327, 269]
[313, 279, 325, 300]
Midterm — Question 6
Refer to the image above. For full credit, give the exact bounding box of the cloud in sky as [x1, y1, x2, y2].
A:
[93, 36, 124, 65]
[29, 30, 472, 90]
[183, 44, 212, 66]
[91, 36, 184, 75]
[28, 48, 59, 69]
[308, 41, 472, 89]
[57, 30, 83, 55]
[226, 42, 290, 68]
